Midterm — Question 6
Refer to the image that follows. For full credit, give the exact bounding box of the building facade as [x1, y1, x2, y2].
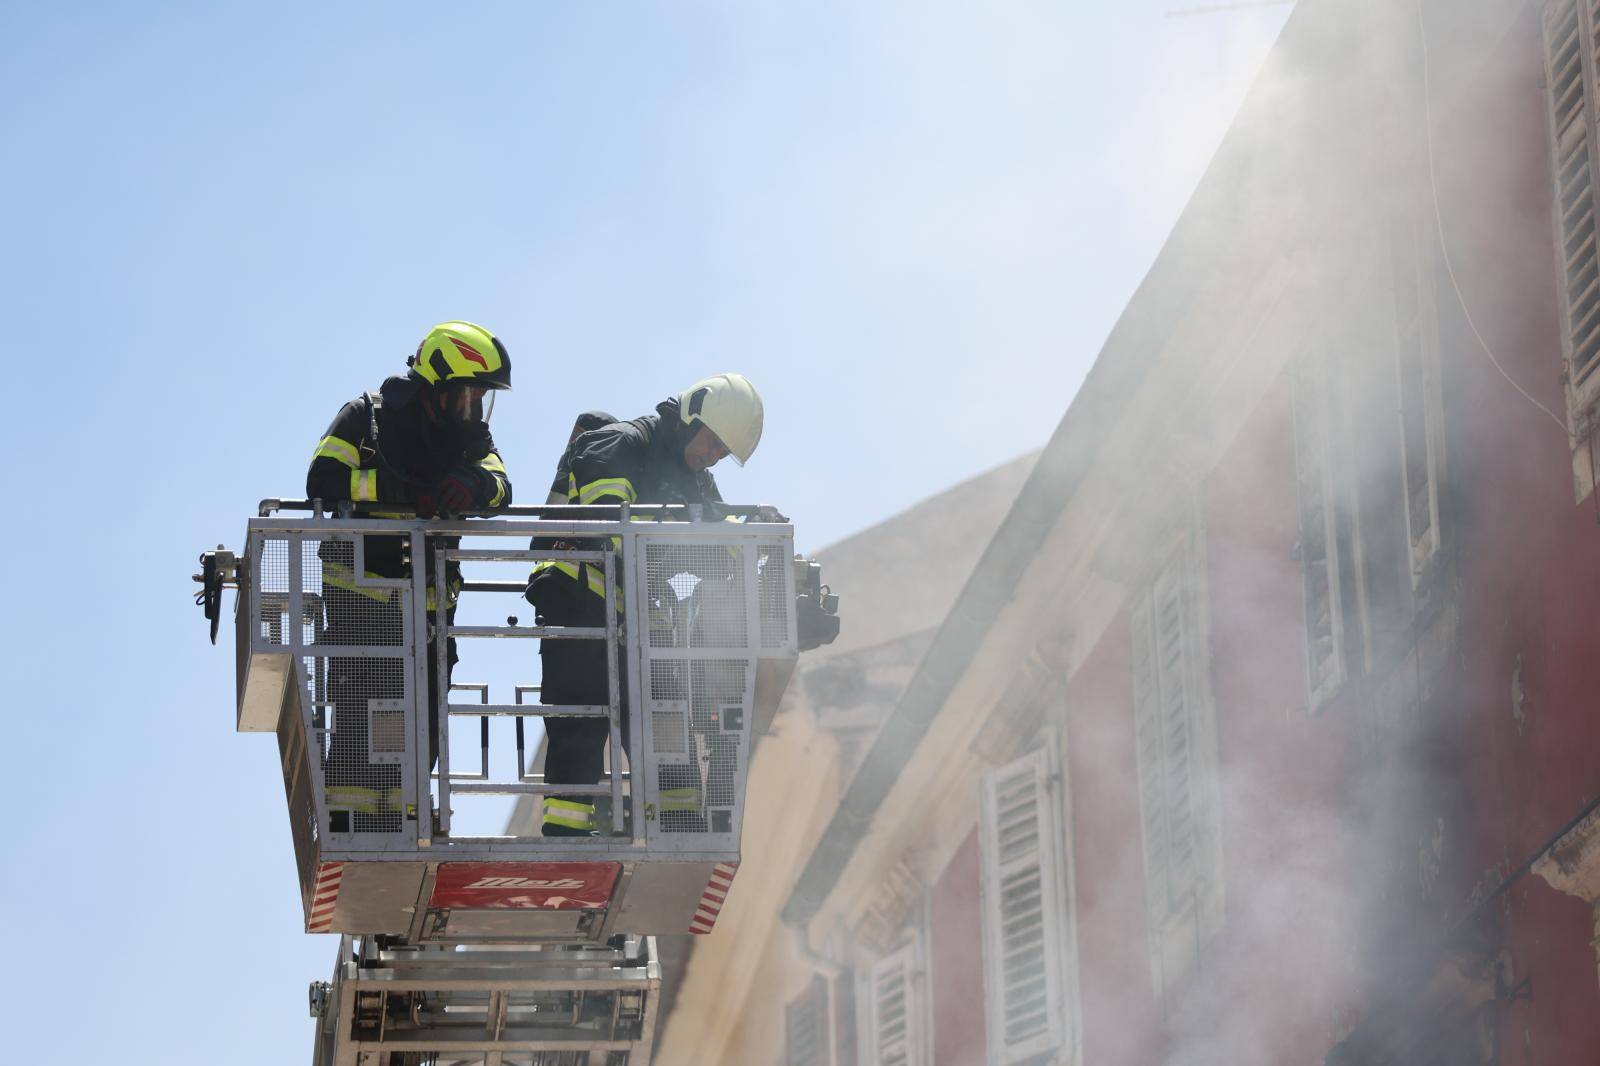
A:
[660, 0, 1600, 1062]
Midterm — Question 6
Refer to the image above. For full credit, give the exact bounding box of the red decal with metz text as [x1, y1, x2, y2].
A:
[430, 862, 621, 910]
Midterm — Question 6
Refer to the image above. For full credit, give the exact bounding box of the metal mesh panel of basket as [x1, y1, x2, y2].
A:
[257, 537, 291, 645]
[695, 659, 747, 813]
[299, 539, 324, 646]
[302, 653, 324, 735]
[649, 661, 690, 756]
[650, 659, 687, 700]
[652, 709, 688, 754]
[657, 658, 749, 834]
[311, 538, 406, 648]
[314, 651, 408, 834]
[646, 542, 748, 649]
[758, 544, 790, 648]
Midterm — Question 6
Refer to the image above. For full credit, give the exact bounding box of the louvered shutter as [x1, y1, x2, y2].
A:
[1545, 0, 1600, 428]
[1388, 214, 1444, 585]
[860, 942, 924, 1066]
[787, 975, 829, 1066]
[1132, 555, 1197, 920]
[1131, 590, 1170, 924]
[1290, 352, 1346, 709]
[1132, 531, 1225, 998]
[979, 741, 1072, 1064]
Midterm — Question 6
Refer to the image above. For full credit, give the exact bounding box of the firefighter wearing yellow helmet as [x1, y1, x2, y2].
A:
[306, 321, 515, 832]
[523, 373, 766, 837]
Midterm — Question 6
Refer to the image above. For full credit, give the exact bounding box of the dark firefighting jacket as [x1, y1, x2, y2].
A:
[306, 373, 512, 602]
[527, 397, 720, 605]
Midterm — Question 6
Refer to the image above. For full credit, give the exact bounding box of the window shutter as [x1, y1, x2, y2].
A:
[1152, 560, 1195, 901]
[832, 971, 858, 1066]
[1131, 529, 1224, 999]
[1131, 591, 1170, 925]
[979, 740, 1074, 1064]
[787, 976, 829, 1066]
[1290, 351, 1347, 709]
[1133, 555, 1199, 917]
[860, 941, 923, 1066]
[1544, 0, 1600, 430]
[1388, 214, 1444, 587]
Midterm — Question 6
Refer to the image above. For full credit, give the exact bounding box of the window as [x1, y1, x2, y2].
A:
[786, 973, 856, 1066]
[1130, 527, 1225, 999]
[787, 976, 829, 1066]
[1291, 349, 1350, 709]
[1388, 211, 1446, 591]
[833, 971, 858, 1066]
[1543, 0, 1600, 437]
[858, 939, 926, 1066]
[978, 737, 1080, 1065]
[1293, 279, 1439, 693]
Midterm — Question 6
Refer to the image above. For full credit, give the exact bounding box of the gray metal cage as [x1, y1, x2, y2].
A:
[234, 511, 798, 940]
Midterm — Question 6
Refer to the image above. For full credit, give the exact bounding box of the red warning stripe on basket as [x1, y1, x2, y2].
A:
[307, 862, 345, 933]
[688, 862, 739, 935]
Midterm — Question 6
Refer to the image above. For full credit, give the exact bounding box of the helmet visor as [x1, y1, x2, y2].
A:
[442, 384, 492, 423]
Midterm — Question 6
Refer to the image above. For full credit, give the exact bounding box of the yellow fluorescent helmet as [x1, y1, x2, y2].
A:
[410, 321, 512, 390]
[679, 373, 764, 465]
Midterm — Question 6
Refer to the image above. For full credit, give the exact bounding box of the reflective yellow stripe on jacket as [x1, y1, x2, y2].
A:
[542, 797, 596, 831]
[479, 451, 509, 508]
[530, 559, 623, 611]
[534, 473, 639, 604]
[314, 435, 360, 468]
[350, 469, 378, 502]
[321, 559, 397, 604]
[576, 477, 636, 505]
[322, 559, 462, 610]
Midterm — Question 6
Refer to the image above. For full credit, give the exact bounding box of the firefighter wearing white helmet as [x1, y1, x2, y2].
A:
[679, 372, 764, 466]
[523, 373, 766, 837]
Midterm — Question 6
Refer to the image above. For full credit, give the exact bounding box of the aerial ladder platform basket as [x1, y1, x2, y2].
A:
[200, 499, 837, 1065]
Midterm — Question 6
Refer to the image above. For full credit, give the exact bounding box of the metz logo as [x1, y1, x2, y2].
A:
[462, 876, 586, 890]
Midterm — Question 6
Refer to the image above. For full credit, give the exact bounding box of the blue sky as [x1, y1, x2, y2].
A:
[0, 2, 1286, 1061]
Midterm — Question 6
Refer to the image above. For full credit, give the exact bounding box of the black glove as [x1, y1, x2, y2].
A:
[418, 467, 488, 517]
[458, 419, 494, 463]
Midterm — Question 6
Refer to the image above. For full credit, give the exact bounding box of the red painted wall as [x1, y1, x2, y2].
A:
[1421, 7, 1600, 1058]
[929, 831, 986, 1066]
[914, 6, 1600, 1064]
[1063, 614, 1169, 1065]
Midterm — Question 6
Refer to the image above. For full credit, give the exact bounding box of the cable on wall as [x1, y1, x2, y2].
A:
[1416, 0, 1572, 436]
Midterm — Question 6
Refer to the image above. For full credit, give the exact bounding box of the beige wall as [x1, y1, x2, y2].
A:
[655, 452, 1038, 1064]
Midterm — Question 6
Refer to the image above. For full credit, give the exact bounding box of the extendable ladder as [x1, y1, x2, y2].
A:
[309, 934, 661, 1066]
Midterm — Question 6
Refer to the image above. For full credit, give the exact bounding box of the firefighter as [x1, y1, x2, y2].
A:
[524, 374, 763, 836]
[547, 410, 617, 504]
[306, 321, 514, 832]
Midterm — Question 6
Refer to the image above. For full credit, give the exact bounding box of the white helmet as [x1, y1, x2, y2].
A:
[679, 373, 764, 465]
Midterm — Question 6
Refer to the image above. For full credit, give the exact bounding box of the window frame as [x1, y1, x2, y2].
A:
[977, 732, 1081, 1066]
[1542, 0, 1600, 439]
[857, 934, 928, 1066]
[1290, 348, 1350, 711]
[1129, 521, 1226, 1001]
[787, 974, 833, 1066]
[1387, 208, 1447, 593]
